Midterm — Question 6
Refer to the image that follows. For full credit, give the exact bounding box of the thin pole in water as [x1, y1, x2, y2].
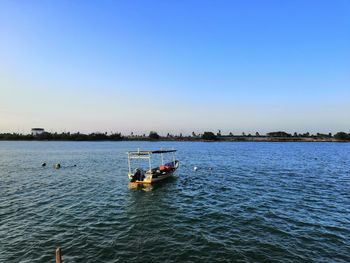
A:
[56, 247, 62, 263]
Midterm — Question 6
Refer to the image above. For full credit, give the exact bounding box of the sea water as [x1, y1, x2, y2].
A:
[0, 141, 349, 262]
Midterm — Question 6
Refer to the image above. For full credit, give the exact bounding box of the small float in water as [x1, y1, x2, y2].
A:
[127, 149, 179, 184]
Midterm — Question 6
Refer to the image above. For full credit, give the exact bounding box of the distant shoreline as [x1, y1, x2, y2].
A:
[1, 131, 350, 142]
[0, 137, 348, 142]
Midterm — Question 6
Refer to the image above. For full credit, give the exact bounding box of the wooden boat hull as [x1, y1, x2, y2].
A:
[129, 171, 175, 184]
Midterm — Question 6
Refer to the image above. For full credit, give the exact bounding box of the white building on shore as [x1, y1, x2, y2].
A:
[31, 128, 45, 135]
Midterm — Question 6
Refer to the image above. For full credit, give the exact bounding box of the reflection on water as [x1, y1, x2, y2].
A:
[128, 182, 154, 192]
[0, 141, 349, 263]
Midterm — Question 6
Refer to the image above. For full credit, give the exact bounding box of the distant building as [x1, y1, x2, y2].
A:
[31, 128, 45, 135]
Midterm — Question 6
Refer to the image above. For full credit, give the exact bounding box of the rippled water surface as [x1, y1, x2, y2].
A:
[0, 141, 349, 262]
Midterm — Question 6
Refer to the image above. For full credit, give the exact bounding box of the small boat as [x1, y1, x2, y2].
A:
[127, 149, 179, 184]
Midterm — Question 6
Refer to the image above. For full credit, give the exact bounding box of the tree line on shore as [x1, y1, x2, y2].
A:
[0, 132, 123, 141]
[0, 130, 350, 141]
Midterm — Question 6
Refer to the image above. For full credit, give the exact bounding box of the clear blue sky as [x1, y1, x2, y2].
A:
[1, 0, 349, 135]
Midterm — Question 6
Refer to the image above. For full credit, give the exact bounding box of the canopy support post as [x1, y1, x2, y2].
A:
[148, 156, 152, 171]
[128, 152, 131, 173]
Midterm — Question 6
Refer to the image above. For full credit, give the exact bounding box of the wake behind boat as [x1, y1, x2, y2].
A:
[127, 149, 179, 184]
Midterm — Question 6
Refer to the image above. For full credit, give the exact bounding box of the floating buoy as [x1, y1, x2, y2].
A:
[41, 163, 46, 167]
[194, 166, 198, 172]
[54, 163, 61, 169]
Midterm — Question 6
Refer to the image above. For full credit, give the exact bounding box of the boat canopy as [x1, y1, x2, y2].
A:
[128, 150, 176, 155]
[127, 149, 177, 172]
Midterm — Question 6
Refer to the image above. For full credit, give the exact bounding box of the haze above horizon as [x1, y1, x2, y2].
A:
[1, 0, 349, 135]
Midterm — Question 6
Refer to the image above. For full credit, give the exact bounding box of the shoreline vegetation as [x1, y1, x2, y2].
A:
[0, 131, 350, 142]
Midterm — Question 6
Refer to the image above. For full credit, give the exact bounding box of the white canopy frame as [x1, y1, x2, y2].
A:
[127, 149, 176, 174]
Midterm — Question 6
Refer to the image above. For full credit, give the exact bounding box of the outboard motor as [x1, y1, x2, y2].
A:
[131, 168, 145, 182]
